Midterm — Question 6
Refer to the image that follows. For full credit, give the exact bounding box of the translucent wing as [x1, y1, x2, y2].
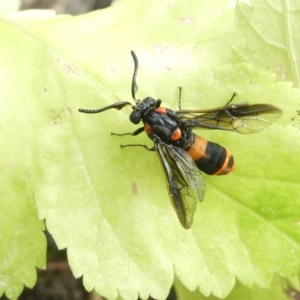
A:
[154, 138, 205, 229]
[177, 103, 283, 134]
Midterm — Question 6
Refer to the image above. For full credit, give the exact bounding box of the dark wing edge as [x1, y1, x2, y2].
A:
[154, 139, 205, 229]
[177, 103, 283, 134]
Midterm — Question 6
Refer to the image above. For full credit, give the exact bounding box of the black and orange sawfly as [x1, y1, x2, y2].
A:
[79, 51, 282, 229]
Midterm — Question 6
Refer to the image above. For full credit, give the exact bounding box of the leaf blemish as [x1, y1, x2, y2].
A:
[178, 16, 196, 25]
[131, 181, 138, 195]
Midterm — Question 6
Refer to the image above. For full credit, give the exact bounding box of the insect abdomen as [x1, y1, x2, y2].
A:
[186, 134, 235, 175]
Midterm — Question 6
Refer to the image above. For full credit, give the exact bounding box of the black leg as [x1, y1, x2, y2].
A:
[120, 144, 155, 151]
[111, 127, 144, 136]
[225, 92, 237, 106]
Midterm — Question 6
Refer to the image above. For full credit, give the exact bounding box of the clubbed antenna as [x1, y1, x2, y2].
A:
[130, 51, 139, 101]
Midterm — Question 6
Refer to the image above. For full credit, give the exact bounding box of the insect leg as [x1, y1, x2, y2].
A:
[214, 93, 239, 120]
[224, 92, 237, 106]
[111, 127, 144, 136]
[211, 93, 239, 120]
[111, 127, 154, 150]
[120, 144, 155, 151]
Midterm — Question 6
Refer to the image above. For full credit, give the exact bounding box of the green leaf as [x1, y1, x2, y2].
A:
[1, 0, 300, 299]
[0, 0, 19, 15]
[235, 0, 300, 86]
[0, 19, 48, 300]
[174, 273, 297, 300]
[0, 181, 45, 299]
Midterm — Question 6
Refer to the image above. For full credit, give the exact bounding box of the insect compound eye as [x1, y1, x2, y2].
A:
[129, 111, 141, 124]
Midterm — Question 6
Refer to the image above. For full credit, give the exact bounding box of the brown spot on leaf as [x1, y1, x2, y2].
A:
[131, 181, 138, 195]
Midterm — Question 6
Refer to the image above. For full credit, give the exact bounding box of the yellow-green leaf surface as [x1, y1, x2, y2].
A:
[0, 0, 300, 299]
[235, 0, 300, 86]
[174, 274, 299, 300]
